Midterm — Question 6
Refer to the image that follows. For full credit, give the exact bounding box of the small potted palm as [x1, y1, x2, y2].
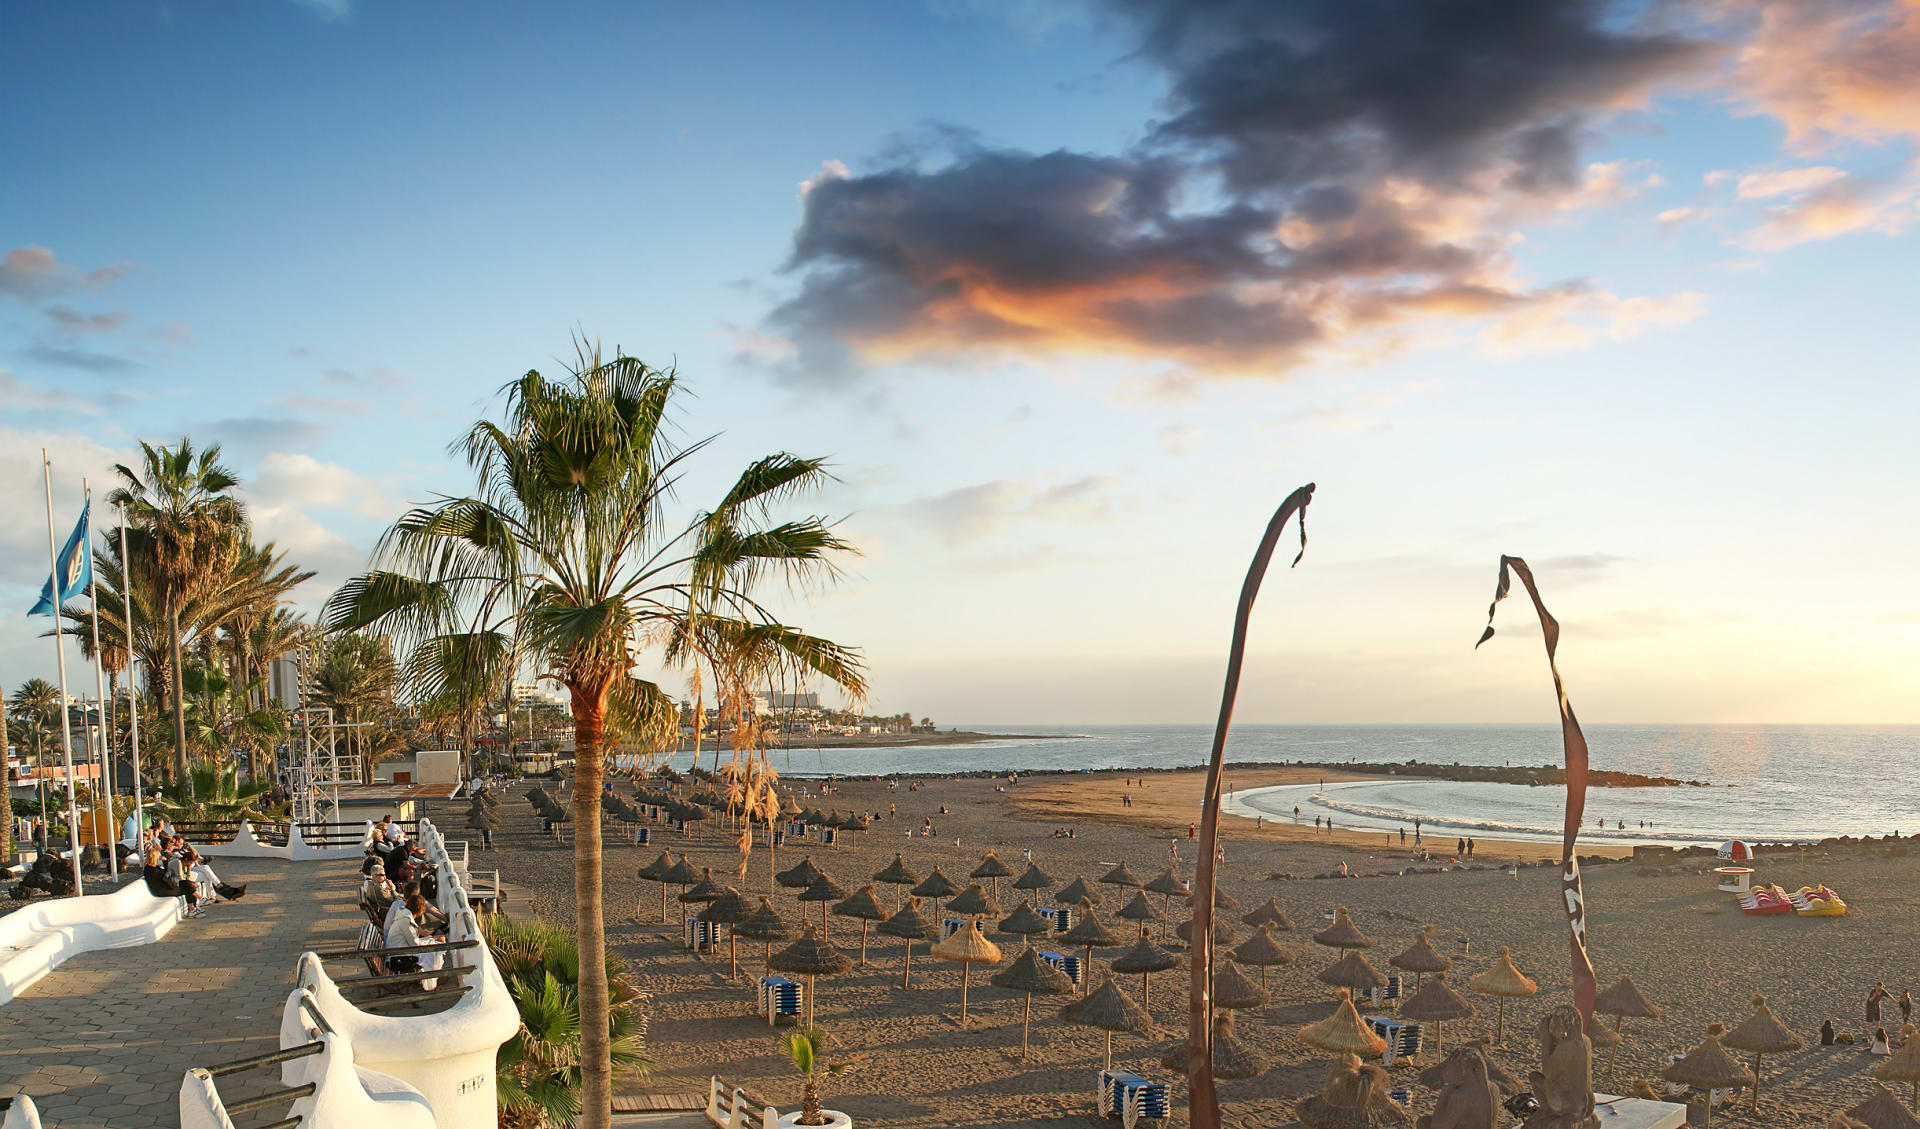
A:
[779, 1027, 853, 1129]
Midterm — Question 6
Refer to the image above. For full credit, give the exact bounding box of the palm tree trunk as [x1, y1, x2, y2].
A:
[166, 603, 193, 799]
[570, 678, 614, 1129]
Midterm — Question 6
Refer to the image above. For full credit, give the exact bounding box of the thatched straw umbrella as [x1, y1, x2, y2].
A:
[798, 874, 847, 935]
[735, 896, 794, 967]
[1162, 1011, 1271, 1080]
[1056, 876, 1102, 907]
[775, 855, 828, 891]
[1467, 946, 1537, 1043]
[1242, 896, 1294, 933]
[1214, 959, 1271, 1011]
[1111, 929, 1181, 1010]
[1295, 1054, 1413, 1128]
[1060, 902, 1122, 994]
[878, 899, 937, 987]
[1417, 1040, 1522, 1096]
[831, 885, 890, 966]
[637, 849, 677, 922]
[680, 867, 725, 906]
[1012, 862, 1055, 905]
[930, 918, 1002, 1022]
[1186, 885, 1240, 912]
[1099, 861, 1143, 891]
[1399, 972, 1475, 1050]
[1874, 1025, 1920, 1110]
[1849, 1083, 1920, 1129]
[1300, 989, 1388, 1059]
[1312, 906, 1373, 950]
[1319, 950, 1388, 997]
[991, 943, 1074, 1057]
[971, 852, 1013, 901]
[1725, 994, 1804, 1112]
[1117, 890, 1166, 935]
[1662, 1023, 1756, 1129]
[946, 882, 999, 919]
[1144, 867, 1189, 919]
[872, 854, 919, 908]
[767, 924, 852, 1028]
[996, 901, 1054, 940]
[910, 867, 959, 901]
[698, 888, 754, 980]
[1231, 924, 1295, 994]
[1061, 975, 1155, 1070]
[1175, 915, 1237, 949]
[1595, 973, 1662, 1082]
[1389, 925, 1451, 991]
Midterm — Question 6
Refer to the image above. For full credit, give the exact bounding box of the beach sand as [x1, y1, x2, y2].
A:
[449, 768, 1920, 1128]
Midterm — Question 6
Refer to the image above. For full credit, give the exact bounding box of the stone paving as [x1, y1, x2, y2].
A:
[0, 855, 367, 1128]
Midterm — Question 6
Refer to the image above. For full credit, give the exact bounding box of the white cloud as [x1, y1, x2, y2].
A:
[0, 245, 133, 303]
[903, 476, 1119, 546]
[1482, 288, 1707, 357]
[799, 159, 851, 197]
[0, 369, 106, 417]
[247, 452, 402, 521]
[1736, 166, 1849, 199]
[1742, 173, 1920, 249]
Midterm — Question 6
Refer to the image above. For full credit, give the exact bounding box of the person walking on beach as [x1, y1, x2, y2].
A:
[1187, 822, 1197, 841]
[1868, 981, 1890, 1023]
[1315, 816, 1322, 830]
[1467, 837, 1476, 858]
[1456, 838, 1466, 857]
[1399, 827, 1406, 845]
[1902, 990, 1913, 1024]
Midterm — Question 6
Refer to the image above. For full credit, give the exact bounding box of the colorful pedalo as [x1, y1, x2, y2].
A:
[1789, 885, 1848, 916]
[1739, 884, 1794, 914]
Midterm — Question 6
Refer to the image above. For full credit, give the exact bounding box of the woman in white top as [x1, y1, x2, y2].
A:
[384, 891, 443, 990]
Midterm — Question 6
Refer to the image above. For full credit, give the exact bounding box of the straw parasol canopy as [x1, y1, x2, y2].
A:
[1175, 916, 1237, 948]
[930, 918, 1003, 1022]
[1313, 906, 1374, 950]
[1594, 973, 1662, 1082]
[946, 883, 999, 918]
[1110, 929, 1181, 1010]
[735, 897, 794, 966]
[767, 924, 852, 1028]
[659, 856, 701, 920]
[1061, 975, 1154, 1070]
[775, 855, 828, 890]
[1319, 950, 1388, 994]
[1056, 876, 1103, 907]
[911, 866, 959, 901]
[1399, 972, 1476, 1050]
[679, 867, 726, 905]
[1388, 925, 1451, 989]
[1242, 896, 1295, 933]
[997, 901, 1054, 939]
[872, 854, 919, 906]
[1061, 902, 1123, 995]
[1663, 1023, 1756, 1129]
[1231, 923, 1295, 993]
[878, 899, 938, 987]
[698, 888, 755, 980]
[831, 885, 890, 966]
[1117, 890, 1166, 930]
[798, 874, 848, 935]
[1300, 989, 1389, 1058]
[1874, 1025, 1920, 1110]
[1214, 958, 1271, 1010]
[1099, 861, 1143, 889]
[971, 851, 1013, 900]
[1161, 1010, 1271, 1080]
[1144, 867, 1190, 917]
[1186, 885, 1240, 911]
[1849, 1084, 1920, 1129]
[1296, 1054, 1414, 1129]
[1723, 994, 1804, 1112]
[991, 943, 1075, 1057]
[1467, 946, 1537, 1043]
[637, 849, 678, 922]
[1012, 862, 1055, 903]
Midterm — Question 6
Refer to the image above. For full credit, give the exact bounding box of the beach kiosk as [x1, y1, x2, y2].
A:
[1714, 866, 1754, 894]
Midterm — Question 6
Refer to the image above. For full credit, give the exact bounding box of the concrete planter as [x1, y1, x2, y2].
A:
[777, 1110, 851, 1129]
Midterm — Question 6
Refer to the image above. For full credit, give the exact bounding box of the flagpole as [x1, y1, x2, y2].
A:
[42, 450, 84, 896]
[118, 502, 147, 858]
[83, 481, 119, 879]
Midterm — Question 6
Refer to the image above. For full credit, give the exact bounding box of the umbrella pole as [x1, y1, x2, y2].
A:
[1142, 972, 1150, 1011]
[1105, 1030, 1114, 1072]
[1751, 1052, 1762, 1111]
[859, 921, 869, 966]
[1496, 998, 1505, 1043]
[960, 964, 970, 1023]
[660, 885, 668, 923]
[1021, 992, 1032, 1057]
[806, 974, 816, 1028]
[729, 932, 738, 981]
[903, 940, 912, 988]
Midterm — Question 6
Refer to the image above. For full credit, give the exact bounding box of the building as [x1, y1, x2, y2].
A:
[756, 690, 822, 712]
[373, 749, 462, 787]
[266, 652, 313, 711]
[511, 681, 568, 709]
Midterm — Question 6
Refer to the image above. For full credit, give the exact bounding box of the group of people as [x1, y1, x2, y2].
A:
[359, 817, 449, 987]
[138, 827, 246, 916]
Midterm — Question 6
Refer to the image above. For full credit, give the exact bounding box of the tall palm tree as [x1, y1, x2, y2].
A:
[306, 634, 399, 783]
[108, 439, 248, 799]
[8, 679, 62, 825]
[324, 346, 866, 1129]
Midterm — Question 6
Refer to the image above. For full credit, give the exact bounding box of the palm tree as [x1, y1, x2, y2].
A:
[306, 635, 399, 783]
[108, 439, 248, 799]
[9, 679, 62, 825]
[325, 346, 866, 1128]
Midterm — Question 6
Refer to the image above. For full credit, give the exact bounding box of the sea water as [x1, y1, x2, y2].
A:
[647, 723, 1920, 847]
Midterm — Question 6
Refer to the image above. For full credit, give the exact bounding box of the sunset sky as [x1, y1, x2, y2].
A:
[3, 0, 1917, 724]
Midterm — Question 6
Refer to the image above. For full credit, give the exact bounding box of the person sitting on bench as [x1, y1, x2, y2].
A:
[384, 890, 447, 989]
[143, 845, 203, 917]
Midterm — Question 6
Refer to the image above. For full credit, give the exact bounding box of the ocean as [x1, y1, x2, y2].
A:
[650, 723, 1920, 848]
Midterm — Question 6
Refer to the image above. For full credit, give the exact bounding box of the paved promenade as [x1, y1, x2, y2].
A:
[0, 855, 365, 1128]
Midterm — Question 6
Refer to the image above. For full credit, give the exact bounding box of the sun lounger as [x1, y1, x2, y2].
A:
[756, 976, 802, 1025]
[1041, 951, 1084, 986]
[1360, 975, 1404, 1007]
[1365, 1015, 1423, 1065]
[1038, 906, 1072, 933]
[941, 917, 966, 940]
[685, 918, 720, 952]
[1098, 1070, 1168, 1129]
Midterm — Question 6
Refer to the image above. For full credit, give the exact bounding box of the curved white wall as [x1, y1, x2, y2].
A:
[0, 877, 183, 1006]
[196, 820, 375, 861]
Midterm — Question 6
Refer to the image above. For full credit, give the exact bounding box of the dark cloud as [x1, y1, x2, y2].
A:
[45, 305, 133, 333]
[201, 416, 335, 453]
[27, 343, 137, 375]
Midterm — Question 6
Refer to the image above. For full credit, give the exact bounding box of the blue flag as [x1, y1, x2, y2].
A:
[28, 501, 91, 617]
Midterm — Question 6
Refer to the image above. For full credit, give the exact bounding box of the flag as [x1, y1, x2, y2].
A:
[28, 501, 91, 617]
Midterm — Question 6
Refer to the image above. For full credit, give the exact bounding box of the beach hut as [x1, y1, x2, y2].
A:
[1060, 902, 1123, 994]
[1242, 896, 1294, 933]
[637, 849, 678, 922]
[1389, 925, 1452, 991]
[911, 866, 959, 901]
[1098, 861, 1143, 891]
[879, 899, 938, 987]
[831, 885, 890, 966]
[1056, 876, 1103, 907]
[1116, 890, 1166, 934]
[1873, 1025, 1920, 1109]
[1299, 989, 1389, 1058]
[698, 888, 755, 980]
[736, 896, 794, 967]
[775, 855, 828, 891]
[1110, 928, 1181, 1009]
[1161, 1011, 1271, 1080]
[1144, 867, 1190, 919]
[996, 901, 1054, 940]
[768, 924, 852, 1028]
[946, 882, 999, 919]
[931, 918, 1002, 1023]
[971, 851, 1013, 901]
[1214, 959, 1271, 1011]
[1175, 916, 1237, 948]
[1231, 923, 1295, 994]
[1318, 950, 1388, 997]
[1060, 975, 1155, 1070]
[1848, 1083, 1920, 1129]
[1725, 994, 1804, 1112]
[1312, 906, 1374, 950]
[1663, 1023, 1756, 1128]
[1399, 972, 1475, 1050]
[660, 856, 702, 922]
[1467, 946, 1537, 1043]
[1012, 862, 1055, 905]
[871, 854, 919, 908]
[991, 943, 1075, 1058]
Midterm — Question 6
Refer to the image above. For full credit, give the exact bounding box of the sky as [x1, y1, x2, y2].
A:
[2, 0, 1918, 725]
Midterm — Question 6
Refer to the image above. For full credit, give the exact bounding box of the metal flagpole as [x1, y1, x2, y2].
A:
[41, 451, 85, 896]
[119, 501, 147, 854]
[83, 481, 119, 878]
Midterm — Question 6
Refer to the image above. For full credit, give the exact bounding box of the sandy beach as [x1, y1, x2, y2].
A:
[445, 768, 1920, 1128]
